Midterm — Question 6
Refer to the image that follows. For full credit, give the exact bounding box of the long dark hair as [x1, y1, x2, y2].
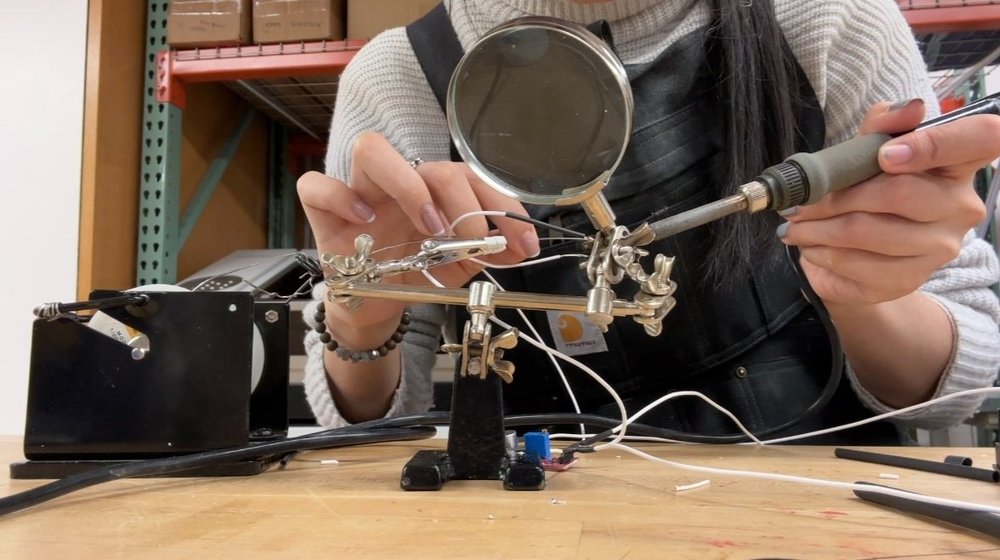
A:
[704, 0, 803, 282]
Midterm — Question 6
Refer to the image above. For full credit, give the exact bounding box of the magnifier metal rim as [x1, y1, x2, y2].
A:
[447, 16, 633, 207]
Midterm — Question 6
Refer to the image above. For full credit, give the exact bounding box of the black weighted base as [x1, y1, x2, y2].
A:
[399, 449, 545, 491]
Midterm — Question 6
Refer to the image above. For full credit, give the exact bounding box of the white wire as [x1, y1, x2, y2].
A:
[548, 432, 687, 444]
[446, 210, 594, 435]
[597, 390, 762, 450]
[471, 253, 588, 269]
[443, 211, 1000, 515]
[759, 386, 1000, 445]
[424, 263, 600, 437]
[441, 210, 1000, 450]
[443, 210, 766, 446]
[421, 270, 446, 288]
[490, 316, 630, 446]
[481, 269, 586, 435]
[607, 442, 1000, 514]
[449, 210, 508, 233]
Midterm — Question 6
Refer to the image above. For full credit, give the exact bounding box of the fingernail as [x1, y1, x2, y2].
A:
[352, 200, 376, 223]
[520, 230, 541, 257]
[420, 203, 446, 236]
[880, 144, 913, 165]
[775, 222, 789, 239]
[889, 98, 923, 112]
[778, 206, 798, 218]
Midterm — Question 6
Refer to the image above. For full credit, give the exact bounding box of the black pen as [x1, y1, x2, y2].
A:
[853, 482, 1000, 540]
[835, 448, 999, 483]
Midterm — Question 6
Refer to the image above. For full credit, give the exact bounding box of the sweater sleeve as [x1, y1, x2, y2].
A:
[305, 28, 454, 428]
[783, 0, 1000, 427]
[302, 284, 445, 428]
[324, 29, 453, 181]
[778, 0, 941, 146]
[847, 233, 1000, 429]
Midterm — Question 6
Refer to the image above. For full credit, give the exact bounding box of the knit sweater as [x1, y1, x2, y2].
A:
[302, 0, 1000, 430]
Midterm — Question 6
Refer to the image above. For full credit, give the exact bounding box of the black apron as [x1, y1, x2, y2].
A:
[407, 3, 903, 445]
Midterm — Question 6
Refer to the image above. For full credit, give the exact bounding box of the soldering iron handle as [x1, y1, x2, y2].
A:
[759, 92, 1000, 211]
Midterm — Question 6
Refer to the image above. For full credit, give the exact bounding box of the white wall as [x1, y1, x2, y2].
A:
[0, 3, 88, 435]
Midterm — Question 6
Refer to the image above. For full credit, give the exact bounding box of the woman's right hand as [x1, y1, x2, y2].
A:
[297, 132, 541, 336]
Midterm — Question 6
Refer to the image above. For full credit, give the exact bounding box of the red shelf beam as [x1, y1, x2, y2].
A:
[157, 40, 366, 109]
[899, 2, 1000, 33]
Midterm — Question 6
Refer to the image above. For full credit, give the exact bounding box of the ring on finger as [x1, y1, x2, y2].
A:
[409, 157, 423, 169]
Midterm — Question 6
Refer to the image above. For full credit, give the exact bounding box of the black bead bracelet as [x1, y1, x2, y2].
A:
[313, 301, 410, 363]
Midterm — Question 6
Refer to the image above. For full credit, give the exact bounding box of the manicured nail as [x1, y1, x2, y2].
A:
[880, 144, 914, 165]
[889, 98, 923, 112]
[352, 200, 376, 223]
[775, 222, 789, 239]
[778, 206, 798, 218]
[520, 230, 541, 257]
[420, 203, 446, 236]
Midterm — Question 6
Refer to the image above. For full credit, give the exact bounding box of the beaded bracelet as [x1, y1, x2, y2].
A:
[313, 301, 410, 363]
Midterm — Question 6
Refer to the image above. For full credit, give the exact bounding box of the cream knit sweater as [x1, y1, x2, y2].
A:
[302, 0, 1000, 431]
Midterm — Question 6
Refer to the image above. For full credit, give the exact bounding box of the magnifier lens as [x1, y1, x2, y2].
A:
[450, 22, 630, 204]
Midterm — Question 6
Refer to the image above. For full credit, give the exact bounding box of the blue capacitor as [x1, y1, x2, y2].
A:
[523, 431, 551, 460]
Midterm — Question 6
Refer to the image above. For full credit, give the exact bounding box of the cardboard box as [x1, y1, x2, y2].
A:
[346, 0, 438, 40]
[168, 0, 252, 48]
[253, 0, 346, 44]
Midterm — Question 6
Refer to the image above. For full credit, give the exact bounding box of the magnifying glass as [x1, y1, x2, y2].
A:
[447, 17, 632, 231]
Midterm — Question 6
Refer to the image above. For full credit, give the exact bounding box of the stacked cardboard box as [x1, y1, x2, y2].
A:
[346, 0, 439, 40]
[253, 0, 346, 44]
[167, 0, 252, 48]
[167, 0, 349, 48]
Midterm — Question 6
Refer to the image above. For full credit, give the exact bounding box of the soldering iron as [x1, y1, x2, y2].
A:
[650, 92, 1000, 239]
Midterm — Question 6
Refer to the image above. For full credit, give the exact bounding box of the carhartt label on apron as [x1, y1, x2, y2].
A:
[546, 311, 608, 356]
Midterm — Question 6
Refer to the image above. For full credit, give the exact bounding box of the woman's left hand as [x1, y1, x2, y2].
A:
[778, 99, 1000, 306]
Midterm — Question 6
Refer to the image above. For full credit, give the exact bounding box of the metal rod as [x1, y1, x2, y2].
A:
[649, 193, 749, 240]
[331, 282, 644, 317]
[235, 80, 320, 140]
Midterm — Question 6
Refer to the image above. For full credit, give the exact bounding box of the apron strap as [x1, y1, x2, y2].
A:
[406, 3, 464, 162]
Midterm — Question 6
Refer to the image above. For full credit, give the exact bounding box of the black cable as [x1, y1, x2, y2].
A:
[0, 426, 434, 518]
[327, 411, 760, 443]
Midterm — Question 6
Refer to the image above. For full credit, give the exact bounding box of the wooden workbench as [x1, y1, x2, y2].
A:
[0, 436, 997, 559]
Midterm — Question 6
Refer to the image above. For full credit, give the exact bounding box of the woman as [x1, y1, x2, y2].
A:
[297, 0, 1000, 443]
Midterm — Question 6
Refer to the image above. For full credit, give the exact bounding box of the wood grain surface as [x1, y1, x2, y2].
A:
[1, 436, 997, 559]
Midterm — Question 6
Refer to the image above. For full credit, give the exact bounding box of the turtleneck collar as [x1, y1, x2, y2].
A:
[494, 0, 682, 24]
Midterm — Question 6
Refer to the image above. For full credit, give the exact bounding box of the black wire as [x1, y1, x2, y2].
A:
[563, 243, 844, 451]
[296, 251, 325, 280]
[324, 411, 758, 443]
[33, 293, 150, 320]
[0, 426, 434, 518]
[501, 212, 588, 238]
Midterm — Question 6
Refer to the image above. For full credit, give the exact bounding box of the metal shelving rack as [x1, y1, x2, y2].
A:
[897, 0, 1000, 103]
[136, 1, 1000, 286]
[138, 0, 362, 285]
